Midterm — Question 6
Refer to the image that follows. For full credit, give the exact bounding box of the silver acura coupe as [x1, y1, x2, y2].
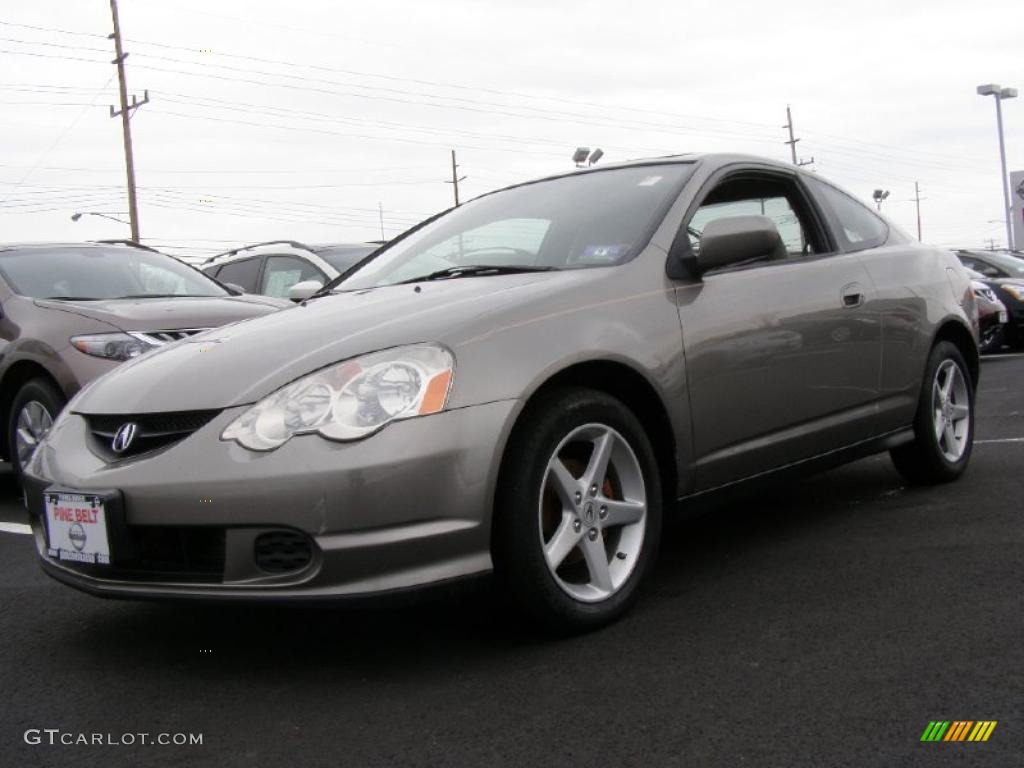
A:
[24, 154, 978, 632]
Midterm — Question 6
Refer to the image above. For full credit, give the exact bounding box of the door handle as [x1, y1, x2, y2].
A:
[841, 282, 865, 308]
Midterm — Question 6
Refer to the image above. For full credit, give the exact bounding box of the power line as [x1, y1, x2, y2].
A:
[0, 20, 107, 39]
[0, 26, 996, 172]
[5, 72, 114, 193]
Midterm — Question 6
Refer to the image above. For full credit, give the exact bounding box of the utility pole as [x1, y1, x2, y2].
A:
[985, 238, 998, 250]
[378, 202, 385, 241]
[783, 105, 814, 167]
[108, 0, 148, 242]
[912, 181, 924, 241]
[446, 149, 466, 207]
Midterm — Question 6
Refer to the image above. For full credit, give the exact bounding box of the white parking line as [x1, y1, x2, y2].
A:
[975, 437, 1024, 444]
[0, 522, 32, 535]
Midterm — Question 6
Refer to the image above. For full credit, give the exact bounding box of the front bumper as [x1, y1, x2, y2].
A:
[24, 400, 516, 600]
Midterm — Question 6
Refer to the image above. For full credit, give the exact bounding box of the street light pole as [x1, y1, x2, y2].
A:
[977, 83, 1017, 251]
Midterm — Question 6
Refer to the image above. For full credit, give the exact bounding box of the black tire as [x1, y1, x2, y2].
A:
[890, 341, 974, 484]
[492, 387, 662, 634]
[7, 378, 65, 485]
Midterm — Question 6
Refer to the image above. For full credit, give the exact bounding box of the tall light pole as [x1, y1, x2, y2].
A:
[977, 83, 1017, 251]
[872, 189, 890, 212]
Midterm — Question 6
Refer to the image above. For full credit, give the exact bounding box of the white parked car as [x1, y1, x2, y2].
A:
[202, 240, 380, 300]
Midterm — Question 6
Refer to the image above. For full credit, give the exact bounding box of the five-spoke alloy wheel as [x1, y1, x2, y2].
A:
[891, 341, 975, 484]
[494, 387, 661, 633]
[539, 423, 647, 602]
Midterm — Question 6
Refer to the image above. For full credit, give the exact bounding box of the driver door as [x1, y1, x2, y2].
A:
[675, 168, 882, 491]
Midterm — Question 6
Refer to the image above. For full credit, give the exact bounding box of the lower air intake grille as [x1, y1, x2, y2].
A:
[254, 530, 314, 574]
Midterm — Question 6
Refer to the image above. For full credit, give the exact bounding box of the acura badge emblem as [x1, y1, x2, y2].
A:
[112, 422, 138, 453]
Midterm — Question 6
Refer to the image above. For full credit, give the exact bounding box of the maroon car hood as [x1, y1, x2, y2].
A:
[34, 295, 286, 331]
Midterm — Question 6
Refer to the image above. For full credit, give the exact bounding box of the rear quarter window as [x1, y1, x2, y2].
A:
[806, 178, 889, 251]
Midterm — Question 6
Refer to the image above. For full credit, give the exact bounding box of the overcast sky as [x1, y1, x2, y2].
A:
[2, 0, 1022, 258]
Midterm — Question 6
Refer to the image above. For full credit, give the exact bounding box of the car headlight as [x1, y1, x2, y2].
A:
[1002, 285, 1024, 301]
[221, 344, 454, 451]
[70, 333, 156, 361]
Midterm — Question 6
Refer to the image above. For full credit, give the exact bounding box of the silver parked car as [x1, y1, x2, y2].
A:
[24, 155, 979, 632]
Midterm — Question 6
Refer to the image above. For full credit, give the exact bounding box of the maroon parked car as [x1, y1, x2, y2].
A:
[0, 241, 287, 482]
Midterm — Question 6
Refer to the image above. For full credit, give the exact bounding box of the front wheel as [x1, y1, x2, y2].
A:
[492, 387, 662, 634]
[7, 378, 65, 485]
[890, 341, 974, 484]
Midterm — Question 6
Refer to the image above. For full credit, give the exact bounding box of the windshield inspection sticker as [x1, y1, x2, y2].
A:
[637, 175, 664, 186]
[580, 244, 629, 262]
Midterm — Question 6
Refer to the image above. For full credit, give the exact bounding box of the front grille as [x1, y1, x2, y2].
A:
[254, 530, 314, 574]
[129, 328, 211, 345]
[84, 409, 221, 459]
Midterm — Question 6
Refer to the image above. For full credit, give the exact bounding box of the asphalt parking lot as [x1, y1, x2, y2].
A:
[1, 355, 1022, 768]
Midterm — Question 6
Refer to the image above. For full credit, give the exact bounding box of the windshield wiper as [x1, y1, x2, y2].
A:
[112, 293, 214, 299]
[394, 264, 558, 285]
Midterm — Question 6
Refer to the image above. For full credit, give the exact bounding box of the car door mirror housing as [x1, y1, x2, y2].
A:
[288, 279, 324, 302]
[695, 215, 787, 276]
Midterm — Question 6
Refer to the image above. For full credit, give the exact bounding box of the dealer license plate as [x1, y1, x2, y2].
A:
[45, 492, 111, 566]
[999, 310, 1008, 323]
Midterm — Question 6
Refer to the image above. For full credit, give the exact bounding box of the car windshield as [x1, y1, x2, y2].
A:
[338, 164, 694, 289]
[317, 245, 377, 273]
[0, 246, 229, 300]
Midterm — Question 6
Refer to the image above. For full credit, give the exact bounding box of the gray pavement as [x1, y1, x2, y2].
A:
[1, 355, 1022, 767]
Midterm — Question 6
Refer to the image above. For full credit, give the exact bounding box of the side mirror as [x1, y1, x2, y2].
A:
[288, 279, 324, 302]
[694, 215, 786, 276]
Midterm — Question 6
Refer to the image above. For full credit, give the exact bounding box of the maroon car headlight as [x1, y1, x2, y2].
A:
[70, 332, 156, 361]
[221, 344, 455, 451]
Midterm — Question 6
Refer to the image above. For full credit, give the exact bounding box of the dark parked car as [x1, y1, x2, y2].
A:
[964, 269, 1008, 353]
[0, 242, 286, 481]
[955, 249, 1024, 347]
[201, 241, 380, 300]
[24, 155, 979, 633]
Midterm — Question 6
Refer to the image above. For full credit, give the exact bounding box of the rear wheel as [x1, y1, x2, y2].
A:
[492, 387, 662, 634]
[7, 378, 65, 485]
[890, 341, 974, 484]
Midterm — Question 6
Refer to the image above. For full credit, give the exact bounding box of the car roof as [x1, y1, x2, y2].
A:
[202, 240, 379, 266]
[458, 152, 816, 206]
[0, 240, 162, 255]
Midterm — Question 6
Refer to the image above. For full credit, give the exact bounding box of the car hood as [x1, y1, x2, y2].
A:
[70, 271, 581, 414]
[991, 278, 1024, 288]
[34, 294, 286, 332]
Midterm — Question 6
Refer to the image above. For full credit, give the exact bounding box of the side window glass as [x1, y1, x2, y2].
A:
[216, 258, 262, 293]
[687, 177, 821, 258]
[807, 178, 888, 251]
[260, 255, 325, 299]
